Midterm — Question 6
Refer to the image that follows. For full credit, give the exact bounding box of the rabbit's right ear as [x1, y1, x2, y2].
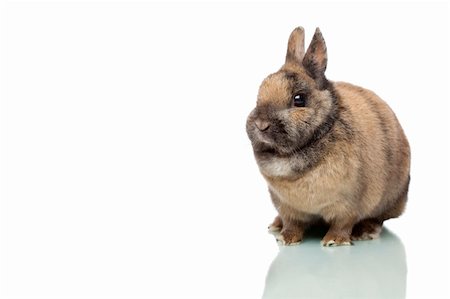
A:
[285, 27, 305, 65]
[302, 28, 328, 89]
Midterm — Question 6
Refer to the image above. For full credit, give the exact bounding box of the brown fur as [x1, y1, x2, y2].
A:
[246, 27, 410, 246]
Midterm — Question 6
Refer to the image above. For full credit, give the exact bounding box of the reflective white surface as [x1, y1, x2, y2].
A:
[263, 228, 406, 299]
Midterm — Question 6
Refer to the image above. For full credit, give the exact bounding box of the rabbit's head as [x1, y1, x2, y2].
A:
[246, 27, 338, 158]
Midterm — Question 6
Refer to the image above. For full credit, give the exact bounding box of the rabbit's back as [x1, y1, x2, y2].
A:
[335, 82, 410, 217]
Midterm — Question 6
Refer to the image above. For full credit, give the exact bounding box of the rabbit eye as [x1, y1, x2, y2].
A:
[293, 94, 307, 107]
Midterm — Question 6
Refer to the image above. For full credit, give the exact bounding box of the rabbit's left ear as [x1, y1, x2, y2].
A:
[285, 27, 305, 65]
[303, 28, 328, 89]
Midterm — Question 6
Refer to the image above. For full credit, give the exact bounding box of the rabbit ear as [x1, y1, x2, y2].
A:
[285, 27, 305, 65]
[303, 28, 328, 89]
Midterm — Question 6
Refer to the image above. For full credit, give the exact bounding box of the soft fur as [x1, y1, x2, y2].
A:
[246, 27, 410, 246]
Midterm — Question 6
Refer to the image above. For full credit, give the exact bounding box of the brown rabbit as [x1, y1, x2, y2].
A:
[246, 27, 410, 246]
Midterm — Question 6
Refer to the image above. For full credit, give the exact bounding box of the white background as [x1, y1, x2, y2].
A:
[1, 1, 449, 298]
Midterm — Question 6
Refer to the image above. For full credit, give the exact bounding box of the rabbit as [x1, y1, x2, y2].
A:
[246, 27, 411, 246]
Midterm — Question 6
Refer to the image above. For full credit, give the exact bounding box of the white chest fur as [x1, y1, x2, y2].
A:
[258, 157, 295, 177]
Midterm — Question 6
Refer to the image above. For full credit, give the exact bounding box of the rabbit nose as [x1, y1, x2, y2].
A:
[255, 119, 271, 131]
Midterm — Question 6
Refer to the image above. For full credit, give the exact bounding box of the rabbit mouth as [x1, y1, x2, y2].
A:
[249, 129, 276, 152]
[255, 128, 273, 144]
[247, 112, 298, 156]
[258, 145, 277, 155]
[251, 132, 294, 157]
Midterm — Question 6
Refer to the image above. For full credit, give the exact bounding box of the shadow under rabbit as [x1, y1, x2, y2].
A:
[262, 228, 407, 299]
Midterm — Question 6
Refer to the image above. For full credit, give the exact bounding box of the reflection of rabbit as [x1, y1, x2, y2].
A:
[246, 27, 410, 246]
[262, 229, 406, 299]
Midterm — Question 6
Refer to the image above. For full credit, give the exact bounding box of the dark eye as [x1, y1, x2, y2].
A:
[293, 94, 307, 107]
